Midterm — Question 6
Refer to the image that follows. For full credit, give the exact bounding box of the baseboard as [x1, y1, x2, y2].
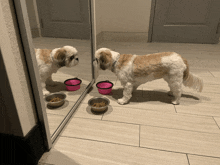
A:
[96, 31, 148, 46]
[0, 123, 47, 165]
[31, 28, 41, 38]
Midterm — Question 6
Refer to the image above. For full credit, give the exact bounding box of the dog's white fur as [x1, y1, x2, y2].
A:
[95, 48, 203, 105]
[35, 46, 79, 96]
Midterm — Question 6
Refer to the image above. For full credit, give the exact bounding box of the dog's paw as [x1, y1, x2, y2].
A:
[117, 98, 127, 105]
[43, 90, 50, 96]
[171, 100, 180, 105]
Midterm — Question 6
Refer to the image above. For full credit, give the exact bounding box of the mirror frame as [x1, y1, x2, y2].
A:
[13, 0, 96, 149]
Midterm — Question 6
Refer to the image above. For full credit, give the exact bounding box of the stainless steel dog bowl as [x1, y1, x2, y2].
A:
[88, 97, 110, 113]
[45, 92, 66, 108]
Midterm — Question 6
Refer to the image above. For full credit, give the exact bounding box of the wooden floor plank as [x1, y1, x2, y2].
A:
[188, 155, 220, 165]
[39, 137, 189, 165]
[60, 118, 139, 146]
[140, 125, 220, 158]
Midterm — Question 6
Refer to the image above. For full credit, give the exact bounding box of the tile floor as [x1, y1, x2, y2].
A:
[38, 38, 220, 165]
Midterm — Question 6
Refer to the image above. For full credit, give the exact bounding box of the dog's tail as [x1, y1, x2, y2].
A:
[182, 59, 203, 92]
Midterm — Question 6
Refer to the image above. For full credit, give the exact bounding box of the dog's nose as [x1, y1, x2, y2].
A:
[76, 58, 79, 61]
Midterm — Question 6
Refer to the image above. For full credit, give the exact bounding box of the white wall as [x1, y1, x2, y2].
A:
[95, 0, 152, 34]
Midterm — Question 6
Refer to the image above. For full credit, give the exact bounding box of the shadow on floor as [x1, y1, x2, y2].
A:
[46, 81, 87, 94]
[92, 88, 201, 105]
[38, 148, 80, 165]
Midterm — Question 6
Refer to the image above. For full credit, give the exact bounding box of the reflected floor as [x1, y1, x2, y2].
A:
[39, 40, 220, 165]
[33, 37, 93, 136]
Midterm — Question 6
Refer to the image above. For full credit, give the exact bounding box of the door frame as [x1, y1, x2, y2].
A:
[13, 0, 52, 150]
[13, 0, 96, 148]
[148, 0, 156, 42]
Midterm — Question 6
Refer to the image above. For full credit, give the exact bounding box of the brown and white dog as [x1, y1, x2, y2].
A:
[95, 48, 203, 105]
[35, 46, 79, 96]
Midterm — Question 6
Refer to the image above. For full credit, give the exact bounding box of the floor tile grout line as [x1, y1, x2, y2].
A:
[213, 116, 220, 130]
[102, 119, 220, 135]
[73, 116, 104, 121]
[174, 105, 177, 113]
[175, 110, 220, 118]
[186, 154, 191, 165]
[139, 125, 141, 147]
[208, 70, 216, 78]
[66, 116, 220, 135]
[138, 146, 220, 160]
[58, 136, 220, 160]
[60, 136, 139, 148]
[72, 116, 140, 126]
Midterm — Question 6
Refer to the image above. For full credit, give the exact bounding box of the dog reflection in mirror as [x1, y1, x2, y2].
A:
[35, 46, 79, 96]
[95, 48, 203, 105]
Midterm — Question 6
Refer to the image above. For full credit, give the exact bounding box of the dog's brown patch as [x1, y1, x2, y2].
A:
[133, 52, 173, 77]
[39, 49, 52, 64]
[100, 50, 112, 65]
[54, 48, 66, 61]
[116, 54, 133, 70]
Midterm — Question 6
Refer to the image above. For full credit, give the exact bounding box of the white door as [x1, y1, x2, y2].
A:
[36, 0, 90, 39]
[151, 0, 220, 44]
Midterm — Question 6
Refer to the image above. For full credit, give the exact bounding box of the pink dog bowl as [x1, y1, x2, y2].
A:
[96, 80, 114, 95]
[64, 78, 82, 91]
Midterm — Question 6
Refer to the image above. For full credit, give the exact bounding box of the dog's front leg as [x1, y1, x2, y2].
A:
[45, 76, 59, 86]
[41, 82, 50, 96]
[117, 82, 133, 105]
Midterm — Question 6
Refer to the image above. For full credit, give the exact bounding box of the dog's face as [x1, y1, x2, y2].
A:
[95, 48, 119, 70]
[52, 46, 79, 67]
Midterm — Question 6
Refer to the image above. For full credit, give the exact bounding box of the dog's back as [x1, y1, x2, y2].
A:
[132, 52, 203, 92]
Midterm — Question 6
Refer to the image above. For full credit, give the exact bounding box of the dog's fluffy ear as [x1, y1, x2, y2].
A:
[99, 50, 112, 64]
[54, 48, 66, 61]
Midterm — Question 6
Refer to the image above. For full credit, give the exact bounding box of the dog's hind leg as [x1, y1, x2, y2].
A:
[117, 82, 133, 105]
[163, 76, 173, 96]
[163, 75, 183, 105]
[132, 84, 140, 93]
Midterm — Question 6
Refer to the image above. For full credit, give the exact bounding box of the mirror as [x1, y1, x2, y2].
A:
[25, 0, 93, 137]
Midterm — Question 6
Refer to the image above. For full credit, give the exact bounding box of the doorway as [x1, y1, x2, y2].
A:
[149, 0, 220, 44]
